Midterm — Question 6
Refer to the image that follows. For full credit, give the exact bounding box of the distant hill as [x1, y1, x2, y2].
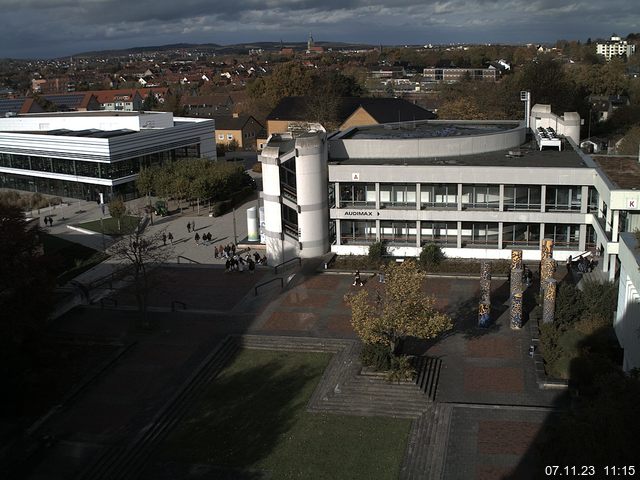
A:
[70, 41, 374, 58]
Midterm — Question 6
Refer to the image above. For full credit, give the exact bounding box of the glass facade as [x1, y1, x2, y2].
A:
[420, 222, 457, 246]
[461, 222, 499, 247]
[502, 223, 540, 247]
[380, 220, 416, 244]
[380, 183, 416, 208]
[340, 183, 376, 208]
[503, 185, 541, 211]
[545, 223, 580, 248]
[340, 220, 376, 244]
[461, 185, 500, 210]
[545, 186, 582, 211]
[420, 184, 457, 209]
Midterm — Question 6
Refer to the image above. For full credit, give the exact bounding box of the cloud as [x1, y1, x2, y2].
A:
[1, 0, 639, 58]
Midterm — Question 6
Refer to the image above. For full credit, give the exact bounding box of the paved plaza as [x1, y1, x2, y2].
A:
[14, 188, 567, 479]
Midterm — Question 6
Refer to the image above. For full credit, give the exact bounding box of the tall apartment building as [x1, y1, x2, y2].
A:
[596, 35, 636, 61]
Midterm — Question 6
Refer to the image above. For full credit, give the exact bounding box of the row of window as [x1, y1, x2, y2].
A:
[337, 183, 597, 212]
[338, 220, 590, 249]
[0, 146, 199, 180]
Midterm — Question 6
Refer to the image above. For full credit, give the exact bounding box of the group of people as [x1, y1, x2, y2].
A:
[161, 232, 174, 245]
[215, 243, 236, 259]
[186, 221, 196, 233]
[567, 255, 595, 274]
[195, 232, 214, 245]
[224, 251, 266, 273]
[43, 216, 54, 227]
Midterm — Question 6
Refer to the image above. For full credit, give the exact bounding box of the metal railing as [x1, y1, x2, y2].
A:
[177, 255, 200, 264]
[274, 256, 301, 274]
[254, 277, 284, 296]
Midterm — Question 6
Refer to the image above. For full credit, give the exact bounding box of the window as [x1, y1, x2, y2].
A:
[227, 134, 234, 140]
[340, 220, 376, 244]
[379, 183, 416, 208]
[420, 222, 457, 246]
[421, 183, 457, 209]
[502, 223, 540, 247]
[340, 183, 375, 207]
[587, 188, 598, 213]
[380, 220, 416, 244]
[218, 134, 224, 140]
[545, 224, 580, 248]
[461, 222, 499, 247]
[503, 185, 541, 211]
[545, 186, 582, 211]
[461, 185, 499, 209]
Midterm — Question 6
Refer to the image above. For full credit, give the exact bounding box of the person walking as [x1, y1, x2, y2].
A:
[191, 220, 196, 231]
[162, 233, 167, 246]
[214, 246, 219, 258]
[187, 222, 191, 234]
[194, 232, 200, 245]
[168, 232, 174, 245]
[248, 259, 255, 274]
[353, 270, 363, 286]
[566, 255, 572, 274]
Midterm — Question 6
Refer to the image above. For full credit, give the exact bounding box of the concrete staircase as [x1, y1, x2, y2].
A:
[399, 403, 453, 480]
[414, 357, 442, 401]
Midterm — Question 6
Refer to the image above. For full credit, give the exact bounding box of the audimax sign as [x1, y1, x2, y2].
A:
[344, 211, 380, 216]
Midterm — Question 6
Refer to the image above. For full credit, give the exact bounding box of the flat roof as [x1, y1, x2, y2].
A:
[329, 139, 588, 169]
[592, 156, 640, 189]
[341, 121, 520, 140]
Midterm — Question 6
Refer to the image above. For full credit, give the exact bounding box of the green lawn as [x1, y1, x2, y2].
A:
[41, 233, 108, 284]
[157, 349, 411, 479]
[75, 215, 139, 235]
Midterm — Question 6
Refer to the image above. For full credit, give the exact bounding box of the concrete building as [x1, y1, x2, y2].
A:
[615, 232, 640, 372]
[0, 111, 215, 202]
[259, 103, 640, 285]
[215, 114, 264, 150]
[597, 35, 636, 61]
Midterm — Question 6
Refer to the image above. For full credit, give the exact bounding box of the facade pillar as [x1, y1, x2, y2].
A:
[457, 221, 462, 248]
[580, 185, 589, 214]
[375, 219, 381, 242]
[606, 205, 612, 233]
[416, 183, 421, 211]
[612, 210, 620, 242]
[416, 221, 421, 248]
[609, 254, 617, 281]
[335, 182, 340, 208]
[579, 224, 587, 251]
[335, 219, 341, 246]
[598, 197, 605, 218]
[499, 184, 505, 212]
[540, 185, 546, 213]
[498, 222, 504, 249]
[457, 183, 463, 211]
[375, 182, 380, 210]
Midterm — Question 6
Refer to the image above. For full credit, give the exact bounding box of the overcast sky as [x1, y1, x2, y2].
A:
[2, 0, 639, 59]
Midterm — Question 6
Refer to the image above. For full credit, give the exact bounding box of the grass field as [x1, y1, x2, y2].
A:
[154, 349, 411, 479]
[76, 215, 139, 235]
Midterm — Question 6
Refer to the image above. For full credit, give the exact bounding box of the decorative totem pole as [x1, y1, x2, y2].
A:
[478, 261, 492, 327]
[542, 278, 557, 323]
[540, 258, 557, 294]
[510, 250, 524, 329]
[511, 292, 523, 328]
[511, 249, 523, 271]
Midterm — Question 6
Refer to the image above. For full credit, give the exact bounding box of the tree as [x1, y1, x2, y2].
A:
[0, 204, 54, 347]
[419, 244, 445, 270]
[110, 228, 172, 328]
[108, 196, 127, 233]
[141, 92, 159, 111]
[618, 125, 640, 155]
[346, 259, 452, 353]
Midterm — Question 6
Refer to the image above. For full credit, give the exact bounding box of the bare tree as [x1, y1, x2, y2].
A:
[110, 228, 173, 328]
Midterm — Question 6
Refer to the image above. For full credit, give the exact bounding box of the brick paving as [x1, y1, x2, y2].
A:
[21, 261, 569, 479]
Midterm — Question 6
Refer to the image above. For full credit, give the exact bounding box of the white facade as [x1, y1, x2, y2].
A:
[0, 111, 215, 201]
[596, 36, 636, 61]
[615, 233, 640, 372]
[260, 105, 640, 286]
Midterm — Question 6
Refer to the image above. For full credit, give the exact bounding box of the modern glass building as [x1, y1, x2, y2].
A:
[0, 111, 215, 201]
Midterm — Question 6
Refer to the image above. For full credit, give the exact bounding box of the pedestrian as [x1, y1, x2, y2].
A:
[214, 246, 219, 258]
[168, 232, 174, 244]
[194, 232, 200, 245]
[253, 251, 261, 263]
[248, 259, 255, 274]
[187, 222, 191, 234]
[231, 243, 236, 255]
[353, 270, 363, 286]
[225, 259, 230, 273]
[191, 220, 196, 231]
[162, 233, 167, 245]
[566, 255, 572, 274]
[48, 216, 53, 226]
[378, 271, 385, 283]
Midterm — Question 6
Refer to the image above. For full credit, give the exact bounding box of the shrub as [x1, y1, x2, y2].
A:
[211, 200, 232, 217]
[386, 355, 417, 383]
[581, 280, 617, 322]
[360, 342, 392, 371]
[555, 283, 584, 325]
[368, 241, 386, 264]
[419, 243, 445, 270]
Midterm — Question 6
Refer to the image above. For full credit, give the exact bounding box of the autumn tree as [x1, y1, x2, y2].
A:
[617, 125, 640, 155]
[346, 259, 452, 354]
[108, 196, 127, 232]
